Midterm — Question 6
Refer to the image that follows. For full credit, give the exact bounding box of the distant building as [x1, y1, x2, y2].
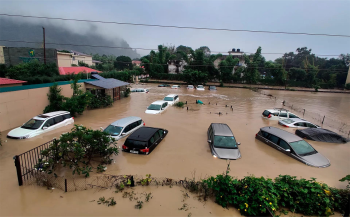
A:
[168, 60, 187, 74]
[57, 50, 101, 67]
[132, 60, 142, 66]
[0, 78, 27, 88]
[213, 48, 246, 74]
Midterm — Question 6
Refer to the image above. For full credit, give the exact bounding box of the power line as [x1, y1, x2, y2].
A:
[0, 13, 349, 38]
[0, 39, 342, 57]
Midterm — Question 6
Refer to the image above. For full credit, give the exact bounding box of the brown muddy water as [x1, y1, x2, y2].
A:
[0, 84, 349, 216]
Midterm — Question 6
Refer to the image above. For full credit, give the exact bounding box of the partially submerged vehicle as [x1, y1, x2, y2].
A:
[278, 118, 320, 128]
[103, 116, 144, 140]
[131, 88, 149, 93]
[296, 128, 348, 144]
[163, 94, 179, 105]
[262, 108, 299, 120]
[145, 101, 169, 114]
[187, 85, 194, 89]
[196, 85, 205, 90]
[208, 86, 217, 90]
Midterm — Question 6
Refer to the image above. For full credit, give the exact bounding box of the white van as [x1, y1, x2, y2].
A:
[103, 116, 145, 140]
[7, 111, 74, 139]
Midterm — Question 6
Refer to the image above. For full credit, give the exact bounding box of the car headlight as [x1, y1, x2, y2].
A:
[21, 135, 30, 139]
[213, 155, 217, 158]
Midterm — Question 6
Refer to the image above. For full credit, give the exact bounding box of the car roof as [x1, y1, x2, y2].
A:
[127, 127, 162, 141]
[211, 123, 233, 136]
[35, 111, 70, 119]
[110, 116, 142, 127]
[172, 85, 179, 86]
[165, 94, 177, 97]
[267, 108, 289, 112]
[151, 100, 166, 105]
[288, 118, 308, 122]
[260, 126, 302, 142]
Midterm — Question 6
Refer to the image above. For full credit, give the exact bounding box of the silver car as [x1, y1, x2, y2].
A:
[103, 116, 145, 140]
[256, 127, 330, 168]
[207, 123, 241, 160]
[278, 118, 320, 128]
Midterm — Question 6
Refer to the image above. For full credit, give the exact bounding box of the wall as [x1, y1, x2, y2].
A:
[57, 52, 72, 67]
[0, 84, 22, 88]
[0, 83, 80, 132]
[72, 55, 93, 66]
[0, 46, 4, 64]
[2, 47, 57, 66]
[346, 66, 350, 85]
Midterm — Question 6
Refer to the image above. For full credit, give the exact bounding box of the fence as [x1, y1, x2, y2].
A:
[13, 139, 55, 186]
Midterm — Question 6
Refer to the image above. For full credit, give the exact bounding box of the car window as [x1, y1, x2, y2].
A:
[63, 114, 72, 120]
[278, 140, 290, 150]
[164, 97, 174, 101]
[21, 118, 45, 130]
[148, 104, 161, 110]
[123, 125, 131, 133]
[138, 120, 142, 125]
[289, 140, 316, 155]
[279, 112, 288, 118]
[150, 137, 155, 144]
[273, 112, 279, 116]
[261, 131, 269, 138]
[104, 125, 123, 136]
[306, 123, 316, 128]
[54, 115, 64, 124]
[153, 131, 160, 141]
[209, 126, 213, 137]
[297, 122, 307, 127]
[43, 118, 55, 128]
[163, 103, 168, 108]
[283, 119, 295, 124]
[125, 139, 147, 148]
[158, 130, 164, 137]
[289, 113, 299, 118]
[263, 110, 270, 116]
[267, 134, 279, 144]
[213, 136, 237, 148]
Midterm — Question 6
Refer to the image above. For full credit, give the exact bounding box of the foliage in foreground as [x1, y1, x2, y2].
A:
[35, 125, 118, 177]
[87, 94, 113, 109]
[174, 101, 185, 108]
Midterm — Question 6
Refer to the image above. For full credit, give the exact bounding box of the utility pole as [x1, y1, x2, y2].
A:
[42, 27, 46, 64]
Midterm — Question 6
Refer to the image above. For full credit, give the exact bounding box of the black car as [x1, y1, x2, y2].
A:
[209, 86, 217, 90]
[158, 84, 170, 87]
[122, 127, 168, 155]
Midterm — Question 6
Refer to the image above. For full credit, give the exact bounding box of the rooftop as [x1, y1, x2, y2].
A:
[211, 123, 234, 136]
[110, 116, 142, 127]
[127, 127, 161, 141]
[0, 78, 27, 85]
[58, 67, 102, 75]
[261, 126, 302, 143]
[85, 78, 129, 89]
[151, 100, 166, 105]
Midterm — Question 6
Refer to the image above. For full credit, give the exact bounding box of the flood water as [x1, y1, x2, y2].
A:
[0, 83, 349, 216]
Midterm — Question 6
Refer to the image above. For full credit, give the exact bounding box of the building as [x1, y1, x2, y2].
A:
[168, 60, 187, 74]
[213, 48, 246, 74]
[346, 62, 350, 86]
[132, 60, 142, 67]
[84, 74, 129, 101]
[0, 78, 27, 88]
[58, 67, 102, 75]
[57, 50, 101, 67]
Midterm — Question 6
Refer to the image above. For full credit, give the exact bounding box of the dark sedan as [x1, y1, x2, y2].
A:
[122, 127, 168, 155]
[158, 84, 170, 87]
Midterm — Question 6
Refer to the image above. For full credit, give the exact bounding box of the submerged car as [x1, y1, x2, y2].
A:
[187, 85, 194, 89]
[208, 86, 217, 90]
[122, 127, 168, 155]
[197, 85, 205, 90]
[207, 123, 241, 160]
[296, 128, 348, 144]
[103, 116, 144, 140]
[262, 108, 299, 120]
[158, 84, 170, 87]
[131, 88, 149, 93]
[7, 111, 74, 139]
[256, 127, 330, 168]
[145, 100, 169, 114]
[163, 94, 179, 105]
[171, 85, 180, 89]
[278, 118, 319, 128]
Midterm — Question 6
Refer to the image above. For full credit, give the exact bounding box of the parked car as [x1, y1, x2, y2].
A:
[208, 86, 217, 90]
[103, 116, 145, 140]
[278, 118, 320, 128]
[122, 127, 168, 155]
[255, 126, 330, 168]
[171, 85, 180, 89]
[131, 88, 149, 93]
[145, 100, 169, 114]
[196, 85, 205, 90]
[262, 108, 299, 120]
[207, 123, 241, 160]
[163, 94, 179, 105]
[158, 84, 170, 87]
[296, 128, 349, 144]
[7, 111, 74, 139]
[187, 85, 194, 89]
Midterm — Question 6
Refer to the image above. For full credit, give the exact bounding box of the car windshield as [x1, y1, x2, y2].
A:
[104, 125, 123, 136]
[148, 104, 161, 110]
[214, 136, 237, 149]
[163, 97, 174, 101]
[210, 86, 216, 89]
[283, 119, 295, 124]
[21, 118, 44, 130]
[198, 85, 204, 88]
[289, 140, 316, 156]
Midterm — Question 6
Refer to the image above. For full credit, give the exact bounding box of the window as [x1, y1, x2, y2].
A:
[263, 110, 270, 116]
[162, 102, 168, 108]
[208, 126, 213, 137]
[63, 114, 72, 120]
[261, 131, 269, 138]
[295, 122, 307, 127]
[273, 112, 279, 116]
[175, 96, 178, 100]
[153, 131, 160, 141]
[21, 119, 44, 130]
[149, 137, 155, 145]
[306, 123, 317, 128]
[213, 136, 237, 148]
[148, 104, 161, 110]
[279, 112, 288, 118]
[164, 97, 174, 101]
[282, 119, 295, 124]
[104, 125, 123, 136]
[289, 113, 299, 118]
[138, 120, 142, 125]
[289, 140, 316, 155]
[279, 140, 290, 150]
[125, 139, 147, 148]
[123, 125, 131, 133]
[158, 130, 164, 137]
[267, 134, 279, 144]
[54, 115, 64, 124]
[43, 118, 55, 128]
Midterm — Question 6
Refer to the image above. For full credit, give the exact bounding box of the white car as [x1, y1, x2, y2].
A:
[7, 111, 74, 139]
[196, 85, 205, 90]
[171, 85, 180, 89]
[145, 101, 169, 114]
[131, 88, 149, 93]
[187, 85, 194, 89]
[163, 94, 179, 105]
[103, 116, 145, 140]
[262, 108, 299, 120]
[278, 118, 320, 128]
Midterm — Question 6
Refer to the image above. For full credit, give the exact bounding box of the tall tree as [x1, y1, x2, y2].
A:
[242, 46, 263, 84]
[114, 56, 133, 71]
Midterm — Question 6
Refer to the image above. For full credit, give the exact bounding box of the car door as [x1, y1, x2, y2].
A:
[278, 139, 294, 157]
[149, 131, 161, 151]
[294, 122, 307, 128]
[121, 124, 131, 137]
[53, 115, 65, 130]
[41, 118, 56, 134]
[278, 112, 288, 120]
[266, 134, 281, 151]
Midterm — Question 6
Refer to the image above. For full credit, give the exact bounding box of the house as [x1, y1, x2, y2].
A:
[213, 48, 246, 74]
[58, 67, 102, 75]
[84, 73, 129, 101]
[57, 50, 101, 67]
[168, 60, 187, 74]
[132, 60, 142, 67]
[0, 78, 27, 88]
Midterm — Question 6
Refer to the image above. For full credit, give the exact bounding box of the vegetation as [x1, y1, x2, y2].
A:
[35, 125, 118, 178]
[345, 83, 350, 90]
[124, 88, 130, 97]
[174, 101, 185, 108]
[78, 61, 89, 67]
[97, 197, 117, 206]
[87, 94, 113, 109]
[115, 56, 133, 70]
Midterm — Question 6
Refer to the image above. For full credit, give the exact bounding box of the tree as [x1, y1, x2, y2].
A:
[242, 47, 263, 84]
[219, 56, 239, 82]
[114, 56, 133, 71]
[182, 69, 208, 85]
[197, 46, 211, 57]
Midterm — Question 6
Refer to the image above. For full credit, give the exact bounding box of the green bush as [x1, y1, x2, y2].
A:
[345, 83, 350, 90]
[124, 88, 130, 97]
[150, 73, 184, 81]
[174, 101, 185, 108]
[87, 94, 113, 109]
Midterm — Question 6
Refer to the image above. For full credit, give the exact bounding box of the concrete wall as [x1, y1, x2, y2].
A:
[346, 66, 350, 85]
[0, 83, 77, 132]
[72, 55, 93, 66]
[0, 46, 4, 64]
[57, 53, 72, 67]
[2, 47, 57, 66]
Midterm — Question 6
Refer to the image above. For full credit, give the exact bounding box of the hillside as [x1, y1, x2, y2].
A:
[0, 18, 140, 59]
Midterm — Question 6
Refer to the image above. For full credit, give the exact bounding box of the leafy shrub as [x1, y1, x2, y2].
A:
[44, 84, 65, 113]
[87, 94, 113, 109]
[35, 125, 118, 177]
[345, 83, 350, 90]
[174, 102, 185, 108]
[124, 88, 130, 97]
[219, 80, 224, 87]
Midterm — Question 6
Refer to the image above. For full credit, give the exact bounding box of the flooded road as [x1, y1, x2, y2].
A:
[0, 83, 349, 216]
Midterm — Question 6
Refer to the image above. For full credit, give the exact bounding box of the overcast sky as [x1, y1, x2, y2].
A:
[1, 0, 349, 60]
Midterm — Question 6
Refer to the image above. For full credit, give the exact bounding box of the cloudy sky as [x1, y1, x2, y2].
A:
[1, 0, 349, 60]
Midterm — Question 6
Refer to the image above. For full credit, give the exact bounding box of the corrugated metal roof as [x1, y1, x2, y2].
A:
[85, 78, 129, 89]
[91, 74, 106, 80]
[0, 78, 27, 85]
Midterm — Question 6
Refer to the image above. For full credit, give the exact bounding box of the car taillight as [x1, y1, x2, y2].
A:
[268, 114, 271, 118]
[122, 145, 128, 149]
[143, 122, 145, 126]
[283, 125, 289, 127]
[72, 117, 74, 119]
[255, 133, 257, 137]
[140, 148, 149, 153]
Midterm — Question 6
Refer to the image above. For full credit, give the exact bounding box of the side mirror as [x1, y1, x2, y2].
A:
[285, 149, 291, 152]
[42, 126, 48, 130]
[208, 140, 211, 143]
[237, 142, 241, 145]
[121, 133, 126, 136]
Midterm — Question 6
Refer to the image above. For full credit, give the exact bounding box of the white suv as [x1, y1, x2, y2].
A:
[103, 116, 145, 140]
[7, 111, 74, 139]
[262, 108, 299, 120]
[163, 94, 179, 105]
[145, 101, 169, 114]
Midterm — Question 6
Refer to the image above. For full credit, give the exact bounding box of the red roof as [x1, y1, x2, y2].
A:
[58, 67, 102, 75]
[0, 78, 27, 85]
[132, 60, 142, 64]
